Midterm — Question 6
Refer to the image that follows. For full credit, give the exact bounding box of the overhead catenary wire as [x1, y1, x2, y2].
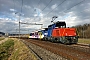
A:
[34, 0, 42, 13]
[19, 0, 43, 31]
[42, 0, 52, 11]
[33, 0, 85, 21]
[45, 0, 85, 21]
[33, 0, 53, 22]
[65, 0, 85, 11]
[13, 0, 15, 10]
[60, 0, 85, 20]
[45, 0, 67, 16]
[21, 0, 23, 14]
[36, 0, 42, 8]
[56, 0, 85, 16]
[33, 0, 52, 21]
[34, 0, 65, 21]
[45, 0, 85, 17]
[43, 0, 66, 22]
[33, 0, 42, 20]
[40, 0, 52, 22]
[28, 0, 41, 19]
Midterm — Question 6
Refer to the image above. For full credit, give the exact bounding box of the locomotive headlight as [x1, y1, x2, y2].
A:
[73, 37, 76, 39]
[65, 37, 68, 39]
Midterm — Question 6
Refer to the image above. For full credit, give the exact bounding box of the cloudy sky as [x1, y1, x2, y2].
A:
[0, 0, 90, 34]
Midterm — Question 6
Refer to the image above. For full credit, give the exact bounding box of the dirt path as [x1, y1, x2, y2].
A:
[0, 38, 8, 44]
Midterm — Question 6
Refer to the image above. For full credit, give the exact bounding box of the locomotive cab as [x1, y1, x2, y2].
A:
[29, 32, 34, 39]
[42, 28, 48, 40]
[47, 21, 66, 41]
[38, 28, 48, 40]
[55, 21, 66, 28]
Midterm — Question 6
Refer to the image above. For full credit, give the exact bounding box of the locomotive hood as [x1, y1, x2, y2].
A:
[52, 28, 77, 37]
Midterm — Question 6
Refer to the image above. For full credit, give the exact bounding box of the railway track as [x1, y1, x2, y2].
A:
[21, 39, 67, 60]
[77, 43, 90, 47]
[22, 39, 90, 60]
[21, 40, 42, 60]
[69, 43, 90, 49]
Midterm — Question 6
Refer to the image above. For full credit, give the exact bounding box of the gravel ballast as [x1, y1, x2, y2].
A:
[22, 40, 67, 60]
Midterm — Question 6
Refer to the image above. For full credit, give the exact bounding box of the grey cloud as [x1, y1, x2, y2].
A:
[0, 0, 90, 33]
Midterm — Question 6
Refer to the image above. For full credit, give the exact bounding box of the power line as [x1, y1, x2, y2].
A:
[34, 0, 84, 21]
[34, 0, 65, 21]
[36, 0, 42, 8]
[65, 0, 85, 11]
[45, 0, 85, 20]
[33, 0, 52, 20]
[45, 0, 67, 16]
[61, 0, 85, 19]
[33, 0, 42, 20]
[13, 0, 15, 10]
[21, 0, 23, 13]
[42, 0, 52, 11]
[32, 0, 42, 14]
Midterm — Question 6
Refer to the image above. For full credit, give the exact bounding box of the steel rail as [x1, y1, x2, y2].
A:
[21, 40, 42, 60]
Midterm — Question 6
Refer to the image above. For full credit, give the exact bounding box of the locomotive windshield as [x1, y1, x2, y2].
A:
[45, 28, 48, 31]
[55, 21, 66, 28]
[30, 33, 34, 36]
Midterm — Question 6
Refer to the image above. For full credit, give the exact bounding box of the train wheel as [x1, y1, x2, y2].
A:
[50, 37, 54, 42]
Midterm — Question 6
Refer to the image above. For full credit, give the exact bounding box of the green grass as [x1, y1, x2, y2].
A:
[0, 39, 14, 60]
[9, 38, 37, 60]
[0, 37, 5, 41]
[78, 38, 90, 44]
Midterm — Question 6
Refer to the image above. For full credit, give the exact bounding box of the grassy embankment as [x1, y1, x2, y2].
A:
[0, 38, 37, 60]
[0, 38, 14, 60]
[0, 37, 5, 41]
[78, 38, 90, 44]
[9, 38, 37, 60]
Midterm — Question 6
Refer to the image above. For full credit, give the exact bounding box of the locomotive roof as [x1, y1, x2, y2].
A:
[48, 21, 66, 27]
[56, 21, 66, 23]
[41, 28, 48, 31]
[48, 24, 52, 27]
